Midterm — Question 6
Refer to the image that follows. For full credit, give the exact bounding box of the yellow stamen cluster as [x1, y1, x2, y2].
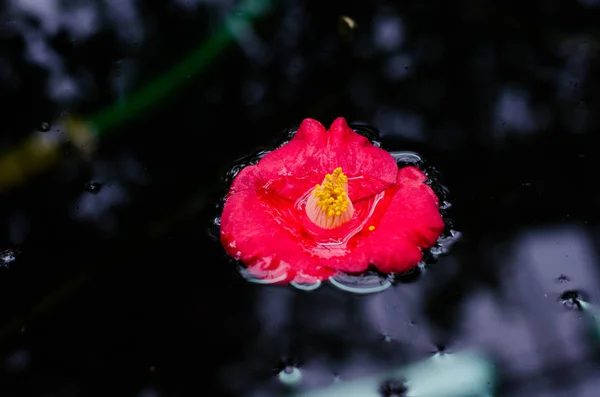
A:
[306, 167, 354, 229]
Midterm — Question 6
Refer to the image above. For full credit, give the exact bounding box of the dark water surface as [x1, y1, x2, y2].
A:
[1, 1, 600, 396]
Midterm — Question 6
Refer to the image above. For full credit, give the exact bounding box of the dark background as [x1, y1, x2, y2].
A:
[1, 0, 600, 396]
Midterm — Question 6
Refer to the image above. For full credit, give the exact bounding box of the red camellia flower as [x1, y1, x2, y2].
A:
[220, 117, 445, 285]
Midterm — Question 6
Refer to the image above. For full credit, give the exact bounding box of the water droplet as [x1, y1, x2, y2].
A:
[0, 248, 18, 268]
[440, 200, 452, 210]
[429, 246, 443, 256]
[208, 217, 222, 241]
[379, 377, 407, 397]
[278, 366, 302, 385]
[559, 290, 585, 310]
[389, 151, 422, 165]
[329, 271, 393, 294]
[38, 122, 50, 132]
[84, 181, 103, 194]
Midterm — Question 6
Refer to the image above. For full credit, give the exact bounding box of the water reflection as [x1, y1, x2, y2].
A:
[1, 0, 600, 396]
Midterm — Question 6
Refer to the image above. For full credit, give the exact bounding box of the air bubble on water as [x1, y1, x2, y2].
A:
[38, 121, 50, 132]
[0, 248, 18, 268]
[208, 217, 222, 240]
[329, 271, 392, 294]
[429, 246, 443, 256]
[389, 151, 422, 165]
[440, 200, 452, 210]
[226, 163, 249, 182]
[84, 181, 103, 194]
[283, 127, 299, 140]
[559, 290, 585, 310]
[291, 280, 321, 291]
[278, 366, 302, 386]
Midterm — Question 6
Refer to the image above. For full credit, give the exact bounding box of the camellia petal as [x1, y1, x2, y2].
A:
[384, 166, 445, 248]
[327, 166, 445, 274]
[256, 118, 398, 201]
[220, 166, 336, 284]
[326, 118, 399, 200]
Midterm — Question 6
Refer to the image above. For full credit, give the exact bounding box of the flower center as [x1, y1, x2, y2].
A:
[305, 167, 354, 229]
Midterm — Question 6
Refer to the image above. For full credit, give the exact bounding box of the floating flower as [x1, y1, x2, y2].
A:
[220, 117, 445, 285]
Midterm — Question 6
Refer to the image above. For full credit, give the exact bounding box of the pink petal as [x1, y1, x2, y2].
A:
[221, 115, 445, 283]
[326, 118, 398, 200]
[254, 118, 398, 201]
[255, 118, 328, 198]
[220, 166, 336, 283]
[364, 166, 444, 273]
[323, 166, 444, 274]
